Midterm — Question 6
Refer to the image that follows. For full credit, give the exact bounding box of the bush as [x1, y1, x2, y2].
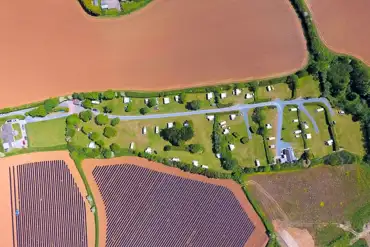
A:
[95, 114, 109, 125]
[83, 92, 100, 100]
[240, 137, 249, 144]
[164, 145, 172, 151]
[89, 132, 100, 141]
[186, 100, 201, 111]
[103, 126, 117, 138]
[147, 98, 157, 108]
[125, 102, 133, 112]
[43, 98, 59, 112]
[102, 90, 115, 100]
[188, 144, 204, 154]
[179, 92, 187, 104]
[66, 114, 81, 126]
[160, 126, 194, 146]
[95, 139, 105, 148]
[221, 158, 238, 170]
[111, 117, 120, 126]
[140, 107, 150, 115]
[323, 151, 357, 166]
[79, 110, 92, 122]
[102, 148, 112, 158]
[82, 100, 93, 109]
[81, 125, 92, 135]
[110, 143, 120, 153]
[26, 105, 48, 117]
[66, 128, 76, 138]
[103, 105, 113, 113]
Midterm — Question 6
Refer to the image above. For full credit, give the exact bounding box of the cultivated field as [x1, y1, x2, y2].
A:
[0, 0, 307, 108]
[306, 0, 370, 65]
[0, 151, 95, 247]
[83, 157, 269, 247]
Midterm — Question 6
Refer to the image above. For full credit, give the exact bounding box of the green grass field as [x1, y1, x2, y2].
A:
[26, 118, 66, 147]
[72, 114, 224, 171]
[12, 123, 22, 141]
[218, 88, 254, 105]
[304, 105, 333, 158]
[334, 112, 365, 156]
[258, 83, 291, 101]
[281, 106, 305, 157]
[218, 112, 266, 167]
[297, 75, 321, 98]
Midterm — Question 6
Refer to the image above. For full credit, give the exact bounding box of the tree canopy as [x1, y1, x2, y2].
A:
[95, 114, 109, 125]
[79, 110, 92, 122]
[160, 125, 194, 146]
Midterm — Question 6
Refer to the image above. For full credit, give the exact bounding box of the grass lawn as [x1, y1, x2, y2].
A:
[72, 115, 224, 171]
[333, 112, 365, 157]
[26, 118, 66, 147]
[281, 106, 305, 157]
[305, 105, 333, 158]
[258, 83, 292, 101]
[262, 107, 278, 159]
[218, 112, 267, 167]
[297, 75, 321, 98]
[12, 123, 22, 141]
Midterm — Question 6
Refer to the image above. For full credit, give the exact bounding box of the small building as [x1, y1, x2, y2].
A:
[269, 145, 275, 149]
[292, 119, 299, 123]
[101, 0, 121, 10]
[304, 123, 309, 129]
[229, 114, 236, 120]
[266, 86, 274, 92]
[220, 92, 227, 99]
[130, 142, 135, 150]
[142, 127, 147, 135]
[88, 142, 96, 149]
[155, 126, 159, 134]
[167, 122, 174, 128]
[267, 137, 275, 141]
[223, 129, 230, 135]
[216, 153, 222, 159]
[145, 147, 152, 154]
[290, 108, 298, 112]
[144, 98, 149, 104]
[280, 147, 298, 164]
[221, 125, 228, 129]
[171, 158, 180, 162]
[183, 121, 190, 127]
[266, 124, 272, 129]
[294, 130, 302, 134]
[255, 159, 261, 167]
[202, 165, 209, 169]
[245, 93, 253, 99]
[295, 134, 301, 138]
[305, 133, 312, 139]
[316, 108, 324, 112]
[207, 115, 215, 121]
[91, 100, 100, 105]
[338, 110, 345, 115]
[123, 97, 130, 104]
[174, 95, 180, 102]
[233, 89, 242, 96]
[163, 97, 170, 104]
[228, 144, 235, 151]
[220, 121, 227, 126]
[206, 92, 213, 100]
[192, 160, 199, 167]
[326, 139, 334, 146]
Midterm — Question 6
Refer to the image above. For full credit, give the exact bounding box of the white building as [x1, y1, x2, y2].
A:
[326, 139, 334, 146]
[88, 142, 96, 149]
[223, 129, 230, 135]
[167, 122, 174, 128]
[155, 126, 159, 134]
[304, 123, 309, 129]
[267, 137, 275, 141]
[206, 92, 213, 100]
[266, 86, 273, 92]
[290, 108, 298, 112]
[266, 124, 272, 129]
[269, 145, 276, 149]
[163, 97, 170, 104]
[144, 98, 149, 104]
[174, 95, 180, 102]
[338, 110, 345, 115]
[220, 92, 227, 99]
[145, 147, 152, 154]
[294, 130, 302, 134]
[207, 115, 215, 121]
[202, 165, 209, 169]
[295, 134, 301, 138]
[316, 108, 324, 112]
[192, 160, 199, 167]
[245, 93, 253, 99]
[293, 119, 299, 123]
[305, 133, 312, 139]
[255, 159, 261, 167]
[130, 142, 135, 150]
[229, 144, 235, 151]
[229, 114, 236, 120]
[233, 89, 242, 95]
[220, 121, 227, 126]
[123, 97, 130, 104]
[91, 100, 100, 105]
[216, 153, 222, 159]
[171, 158, 180, 162]
[142, 127, 147, 135]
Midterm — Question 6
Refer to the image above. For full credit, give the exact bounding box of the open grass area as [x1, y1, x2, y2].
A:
[282, 106, 305, 157]
[333, 112, 365, 156]
[12, 123, 22, 141]
[26, 118, 66, 147]
[297, 75, 321, 98]
[305, 105, 333, 158]
[72, 115, 224, 171]
[258, 83, 291, 101]
[218, 112, 266, 167]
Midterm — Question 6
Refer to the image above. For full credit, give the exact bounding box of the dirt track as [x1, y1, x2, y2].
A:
[306, 0, 370, 65]
[83, 156, 269, 247]
[1, 0, 307, 108]
[0, 151, 95, 247]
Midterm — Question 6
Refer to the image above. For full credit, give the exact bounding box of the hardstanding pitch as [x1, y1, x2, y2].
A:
[0, 0, 307, 108]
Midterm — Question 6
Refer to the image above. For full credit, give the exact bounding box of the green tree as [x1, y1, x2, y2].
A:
[222, 158, 238, 170]
[286, 74, 299, 91]
[44, 98, 59, 112]
[125, 102, 133, 112]
[110, 143, 121, 153]
[89, 132, 100, 141]
[27, 106, 48, 117]
[240, 137, 249, 144]
[82, 100, 93, 109]
[66, 128, 76, 138]
[81, 125, 93, 135]
[103, 105, 113, 113]
[186, 100, 201, 110]
[248, 81, 258, 92]
[147, 98, 157, 108]
[102, 148, 112, 158]
[66, 114, 81, 125]
[111, 117, 120, 126]
[179, 92, 187, 104]
[140, 107, 150, 115]
[160, 126, 194, 146]
[96, 139, 105, 148]
[83, 92, 100, 100]
[95, 114, 109, 125]
[102, 90, 115, 100]
[103, 126, 117, 138]
[188, 144, 204, 154]
[252, 108, 265, 124]
[79, 110, 92, 122]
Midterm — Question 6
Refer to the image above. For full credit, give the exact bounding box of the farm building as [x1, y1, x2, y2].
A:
[130, 142, 135, 150]
[220, 121, 227, 126]
[216, 153, 221, 159]
[269, 145, 275, 149]
[174, 95, 179, 102]
[91, 100, 100, 105]
[223, 129, 230, 135]
[144, 98, 149, 104]
[145, 147, 152, 154]
[171, 158, 180, 162]
[255, 159, 261, 167]
[101, 0, 121, 10]
[1, 119, 28, 152]
[267, 137, 275, 141]
[266, 86, 274, 92]
[155, 126, 159, 134]
[292, 119, 299, 123]
[88, 142, 96, 149]
[279, 147, 298, 164]
[220, 92, 227, 99]
[303, 123, 309, 129]
[206, 92, 213, 100]
[294, 130, 302, 134]
[163, 97, 170, 104]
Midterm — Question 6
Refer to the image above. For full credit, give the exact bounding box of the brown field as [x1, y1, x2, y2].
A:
[306, 0, 370, 65]
[0, 0, 307, 109]
[0, 151, 95, 247]
[83, 157, 269, 247]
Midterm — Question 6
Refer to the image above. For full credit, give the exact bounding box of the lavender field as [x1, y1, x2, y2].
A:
[93, 164, 256, 247]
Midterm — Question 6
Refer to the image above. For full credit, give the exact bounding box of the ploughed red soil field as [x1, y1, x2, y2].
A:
[0, 152, 95, 247]
[83, 157, 269, 247]
[0, 0, 307, 109]
[306, 0, 370, 65]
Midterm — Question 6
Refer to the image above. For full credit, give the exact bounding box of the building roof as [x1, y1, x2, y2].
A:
[1, 123, 14, 145]
[163, 97, 170, 104]
[282, 147, 297, 163]
[101, 0, 121, 10]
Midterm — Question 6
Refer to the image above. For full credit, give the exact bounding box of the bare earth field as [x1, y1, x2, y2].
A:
[0, 151, 95, 247]
[306, 0, 370, 65]
[0, 0, 307, 108]
[83, 157, 269, 247]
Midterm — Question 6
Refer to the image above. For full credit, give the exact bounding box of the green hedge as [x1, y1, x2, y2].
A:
[0, 101, 43, 114]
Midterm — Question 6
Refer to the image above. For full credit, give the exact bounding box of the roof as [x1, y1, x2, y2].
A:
[282, 147, 297, 163]
[1, 123, 14, 145]
[101, 0, 121, 10]
[163, 97, 170, 104]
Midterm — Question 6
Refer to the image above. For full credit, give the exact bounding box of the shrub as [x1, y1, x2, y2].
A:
[111, 117, 120, 126]
[188, 144, 204, 154]
[125, 102, 133, 112]
[43, 98, 59, 112]
[179, 92, 186, 104]
[79, 110, 92, 122]
[240, 137, 249, 144]
[82, 100, 93, 109]
[110, 143, 120, 153]
[95, 139, 105, 148]
[66, 114, 81, 125]
[95, 114, 109, 125]
[140, 107, 150, 115]
[147, 98, 157, 108]
[102, 90, 115, 100]
[83, 92, 100, 100]
[26, 106, 48, 117]
[164, 145, 172, 151]
[81, 125, 92, 135]
[103, 105, 113, 113]
[103, 126, 117, 138]
[102, 148, 112, 158]
[221, 158, 238, 170]
[89, 132, 100, 141]
[186, 100, 201, 111]
[66, 128, 76, 138]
